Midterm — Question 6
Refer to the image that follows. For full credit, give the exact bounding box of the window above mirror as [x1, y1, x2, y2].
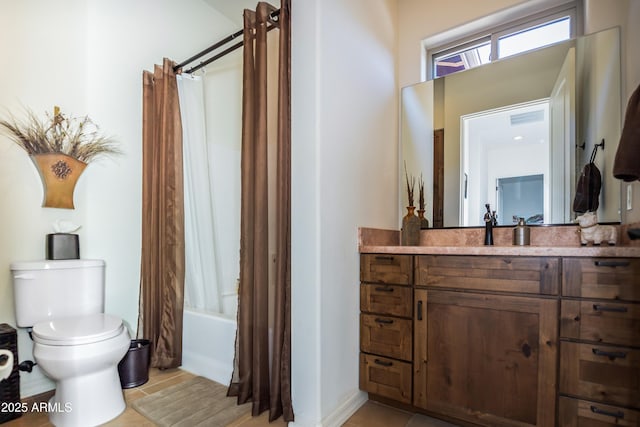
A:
[430, 2, 580, 79]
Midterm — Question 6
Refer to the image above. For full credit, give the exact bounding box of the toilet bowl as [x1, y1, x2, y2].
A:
[32, 314, 130, 427]
[10, 260, 131, 427]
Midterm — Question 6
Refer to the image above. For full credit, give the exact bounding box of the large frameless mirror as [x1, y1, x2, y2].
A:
[401, 27, 621, 228]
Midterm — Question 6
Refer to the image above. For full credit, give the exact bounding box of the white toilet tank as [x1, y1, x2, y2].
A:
[11, 259, 106, 327]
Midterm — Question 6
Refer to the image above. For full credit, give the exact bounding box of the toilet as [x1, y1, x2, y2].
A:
[11, 259, 130, 427]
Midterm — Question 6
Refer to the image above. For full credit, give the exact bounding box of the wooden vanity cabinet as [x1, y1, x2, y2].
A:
[559, 258, 640, 425]
[360, 254, 413, 285]
[359, 253, 640, 426]
[414, 256, 559, 427]
[558, 397, 640, 426]
[415, 255, 560, 295]
[359, 254, 413, 404]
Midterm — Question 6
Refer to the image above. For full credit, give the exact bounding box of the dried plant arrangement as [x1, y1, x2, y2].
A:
[418, 173, 426, 210]
[404, 161, 415, 207]
[0, 106, 120, 163]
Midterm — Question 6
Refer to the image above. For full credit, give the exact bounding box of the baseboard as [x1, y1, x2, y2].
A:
[20, 379, 54, 400]
[20, 370, 54, 399]
[320, 390, 368, 427]
[22, 389, 54, 405]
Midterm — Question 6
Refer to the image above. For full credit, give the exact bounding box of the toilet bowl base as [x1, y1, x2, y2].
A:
[47, 367, 125, 427]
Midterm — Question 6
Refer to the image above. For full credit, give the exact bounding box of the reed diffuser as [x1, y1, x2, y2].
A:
[402, 162, 420, 245]
[417, 174, 429, 229]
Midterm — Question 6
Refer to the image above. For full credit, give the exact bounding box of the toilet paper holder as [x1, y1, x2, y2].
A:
[0, 323, 21, 423]
[0, 350, 13, 381]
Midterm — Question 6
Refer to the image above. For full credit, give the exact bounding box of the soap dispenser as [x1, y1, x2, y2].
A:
[513, 217, 530, 246]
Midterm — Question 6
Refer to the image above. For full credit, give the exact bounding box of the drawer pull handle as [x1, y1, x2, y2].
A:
[417, 300, 423, 321]
[594, 260, 630, 267]
[374, 286, 394, 293]
[590, 405, 624, 419]
[374, 255, 395, 261]
[592, 348, 627, 360]
[374, 359, 393, 367]
[593, 304, 628, 313]
[375, 318, 394, 325]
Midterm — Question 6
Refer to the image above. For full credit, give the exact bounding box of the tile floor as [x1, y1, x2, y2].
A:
[342, 401, 458, 427]
[4, 369, 456, 426]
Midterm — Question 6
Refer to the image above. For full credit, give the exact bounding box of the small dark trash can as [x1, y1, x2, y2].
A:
[118, 339, 151, 389]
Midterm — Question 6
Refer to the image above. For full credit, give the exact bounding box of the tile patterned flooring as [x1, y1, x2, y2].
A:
[4, 368, 456, 426]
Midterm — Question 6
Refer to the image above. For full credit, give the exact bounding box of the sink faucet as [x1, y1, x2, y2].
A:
[484, 204, 497, 245]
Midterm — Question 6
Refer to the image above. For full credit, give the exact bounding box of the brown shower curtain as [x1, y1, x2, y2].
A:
[228, 0, 293, 422]
[138, 58, 185, 369]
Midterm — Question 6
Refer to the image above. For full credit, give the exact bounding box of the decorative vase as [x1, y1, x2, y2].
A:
[401, 206, 420, 246]
[31, 153, 87, 209]
[417, 209, 429, 230]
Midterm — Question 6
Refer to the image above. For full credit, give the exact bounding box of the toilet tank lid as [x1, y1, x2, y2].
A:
[10, 259, 104, 271]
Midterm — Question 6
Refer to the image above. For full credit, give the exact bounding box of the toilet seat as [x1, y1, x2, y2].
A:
[32, 313, 124, 346]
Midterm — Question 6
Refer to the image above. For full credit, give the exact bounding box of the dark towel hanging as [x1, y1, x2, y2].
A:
[573, 145, 602, 213]
[613, 82, 640, 181]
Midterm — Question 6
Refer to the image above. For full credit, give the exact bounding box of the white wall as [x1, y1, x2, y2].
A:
[624, 0, 640, 223]
[584, 0, 640, 224]
[291, 0, 399, 425]
[0, 0, 237, 397]
[575, 27, 622, 223]
[398, 0, 640, 227]
[0, 0, 90, 396]
[397, 0, 550, 88]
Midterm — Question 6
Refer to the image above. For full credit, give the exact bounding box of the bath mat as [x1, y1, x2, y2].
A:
[132, 376, 250, 427]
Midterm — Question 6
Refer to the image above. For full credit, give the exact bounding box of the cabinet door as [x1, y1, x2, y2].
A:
[561, 300, 640, 347]
[413, 289, 428, 409]
[563, 258, 640, 302]
[414, 290, 558, 427]
[360, 283, 412, 318]
[361, 254, 413, 285]
[359, 353, 412, 404]
[558, 396, 640, 426]
[360, 313, 412, 361]
[416, 255, 560, 295]
[560, 341, 640, 408]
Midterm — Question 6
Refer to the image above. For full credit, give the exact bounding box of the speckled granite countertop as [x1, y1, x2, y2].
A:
[359, 227, 640, 257]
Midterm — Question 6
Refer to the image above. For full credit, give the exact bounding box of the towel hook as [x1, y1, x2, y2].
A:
[589, 139, 605, 163]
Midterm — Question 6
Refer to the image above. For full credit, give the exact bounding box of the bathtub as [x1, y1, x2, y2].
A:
[182, 309, 237, 385]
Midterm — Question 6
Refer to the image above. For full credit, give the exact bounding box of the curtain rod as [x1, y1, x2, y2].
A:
[174, 8, 281, 74]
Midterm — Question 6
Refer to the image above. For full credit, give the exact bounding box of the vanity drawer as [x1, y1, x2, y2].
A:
[560, 341, 640, 408]
[360, 284, 412, 318]
[359, 353, 412, 404]
[360, 254, 413, 285]
[415, 255, 560, 295]
[558, 396, 640, 426]
[563, 258, 640, 302]
[360, 313, 412, 361]
[561, 300, 640, 347]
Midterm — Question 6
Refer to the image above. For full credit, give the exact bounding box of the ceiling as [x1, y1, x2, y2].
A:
[202, 0, 281, 26]
[466, 101, 550, 151]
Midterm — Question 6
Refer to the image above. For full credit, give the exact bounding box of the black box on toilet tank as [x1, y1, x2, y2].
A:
[46, 233, 79, 260]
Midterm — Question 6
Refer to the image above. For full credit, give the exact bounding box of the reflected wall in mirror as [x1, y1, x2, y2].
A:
[401, 27, 621, 228]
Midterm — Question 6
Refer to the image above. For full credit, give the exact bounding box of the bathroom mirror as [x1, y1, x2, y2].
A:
[401, 27, 621, 228]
